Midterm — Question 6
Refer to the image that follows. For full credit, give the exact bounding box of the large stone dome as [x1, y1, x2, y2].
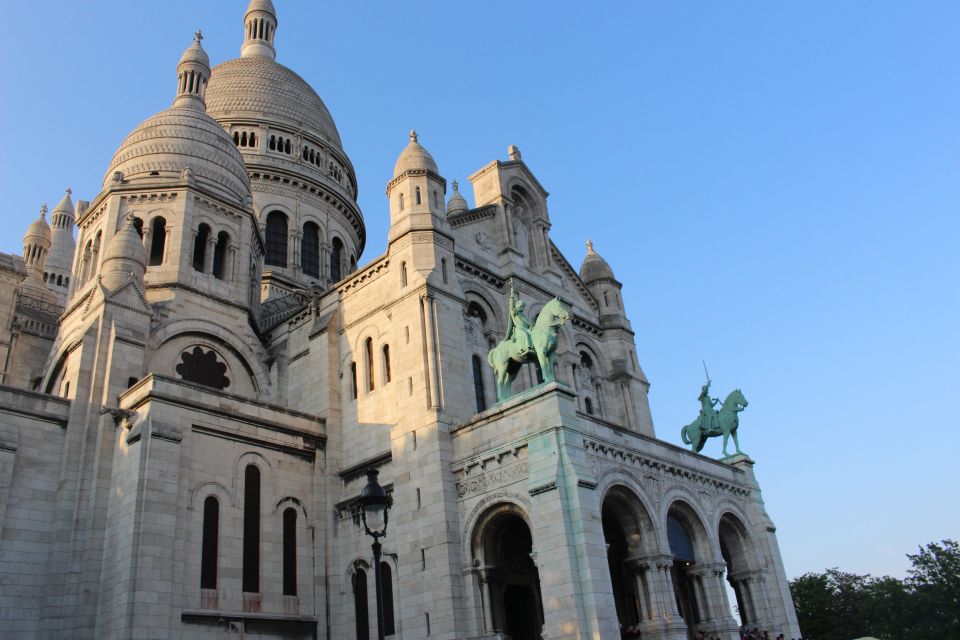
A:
[104, 108, 251, 205]
[207, 56, 342, 149]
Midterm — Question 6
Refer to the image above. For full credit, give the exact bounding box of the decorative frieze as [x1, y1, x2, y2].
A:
[582, 437, 751, 498]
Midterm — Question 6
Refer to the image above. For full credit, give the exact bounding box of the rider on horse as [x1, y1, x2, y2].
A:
[506, 284, 534, 357]
[698, 381, 720, 434]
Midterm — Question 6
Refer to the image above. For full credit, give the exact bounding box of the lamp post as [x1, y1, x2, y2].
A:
[359, 469, 392, 640]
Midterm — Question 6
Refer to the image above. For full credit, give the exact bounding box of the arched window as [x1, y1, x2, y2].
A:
[330, 237, 343, 282]
[365, 337, 375, 392]
[193, 224, 210, 272]
[213, 231, 229, 279]
[132, 217, 144, 238]
[585, 397, 593, 415]
[234, 131, 240, 146]
[441, 259, 448, 284]
[381, 562, 396, 636]
[249, 132, 256, 147]
[243, 465, 260, 593]
[56, 274, 63, 286]
[241, 131, 248, 147]
[269, 135, 276, 151]
[283, 508, 297, 596]
[400, 261, 407, 287]
[353, 569, 369, 640]
[284, 139, 291, 154]
[472, 355, 486, 412]
[149, 217, 166, 266]
[350, 362, 357, 400]
[415, 186, 422, 205]
[350, 255, 356, 272]
[302, 222, 320, 278]
[265, 211, 288, 267]
[201, 496, 219, 589]
[399, 192, 404, 211]
[382, 345, 391, 384]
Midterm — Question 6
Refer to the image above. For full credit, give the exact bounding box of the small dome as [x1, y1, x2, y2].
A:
[579, 240, 616, 283]
[178, 32, 210, 68]
[104, 108, 251, 204]
[446, 180, 468, 216]
[393, 130, 439, 179]
[246, 0, 276, 16]
[25, 206, 51, 243]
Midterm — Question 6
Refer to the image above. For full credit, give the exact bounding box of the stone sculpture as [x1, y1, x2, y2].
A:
[680, 380, 749, 456]
[487, 284, 569, 402]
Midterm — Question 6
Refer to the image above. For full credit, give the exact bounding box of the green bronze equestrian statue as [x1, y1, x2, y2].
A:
[680, 380, 749, 457]
[487, 284, 569, 402]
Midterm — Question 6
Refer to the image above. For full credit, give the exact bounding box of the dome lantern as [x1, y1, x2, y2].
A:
[241, 0, 278, 60]
[174, 31, 211, 110]
[23, 205, 52, 281]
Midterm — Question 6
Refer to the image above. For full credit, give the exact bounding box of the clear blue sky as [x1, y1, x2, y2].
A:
[1, 1, 957, 580]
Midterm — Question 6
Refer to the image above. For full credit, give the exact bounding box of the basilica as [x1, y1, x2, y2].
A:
[0, 2, 801, 639]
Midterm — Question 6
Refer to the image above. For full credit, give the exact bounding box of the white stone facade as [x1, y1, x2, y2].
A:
[0, 3, 800, 639]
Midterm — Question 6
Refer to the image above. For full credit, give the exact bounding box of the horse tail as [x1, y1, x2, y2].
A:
[681, 426, 691, 445]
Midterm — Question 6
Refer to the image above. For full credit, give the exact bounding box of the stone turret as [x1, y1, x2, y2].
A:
[22, 206, 51, 283]
[386, 130, 449, 243]
[45, 188, 76, 305]
[580, 240, 631, 331]
[174, 31, 211, 110]
[240, 0, 278, 60]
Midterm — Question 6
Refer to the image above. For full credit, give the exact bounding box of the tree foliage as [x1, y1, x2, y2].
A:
[789, 539, 957, 640]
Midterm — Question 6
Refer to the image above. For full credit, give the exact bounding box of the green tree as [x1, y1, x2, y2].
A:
[906, 539, 960, 639]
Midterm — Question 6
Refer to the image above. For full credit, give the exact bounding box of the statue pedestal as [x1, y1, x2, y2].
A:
[722, 452, 754, 467]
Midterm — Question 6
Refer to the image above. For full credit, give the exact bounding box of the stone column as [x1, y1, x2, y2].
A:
[203, 237, 216, 274]
[645, 555, 688, 640]
[693, 562, 741, 640]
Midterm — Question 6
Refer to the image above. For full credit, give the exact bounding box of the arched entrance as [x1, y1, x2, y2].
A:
[472, 506, 544, 639]
[601, 486, 658, 638]
[667, 501, 711, 639]
[719, 512, 762, 628]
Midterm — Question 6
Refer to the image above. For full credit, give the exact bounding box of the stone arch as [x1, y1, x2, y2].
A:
[664, 496, 715, 631]
[148, 321, 267, 397]
[233, 451, 272, 510]
[273, 495, 309, 523]
[716, 508, 763, 626]
[601, 482, 661, 634]
[189, 480, 233, 512]
[468, 501, 543, 638]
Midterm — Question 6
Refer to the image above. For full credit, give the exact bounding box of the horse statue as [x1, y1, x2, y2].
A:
[680, 384, 749, 457]
[487, 288, 569, 403]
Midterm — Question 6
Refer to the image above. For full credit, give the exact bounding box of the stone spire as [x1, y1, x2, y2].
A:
[173, 31, 211, 110]
[241, 0, 278, 60]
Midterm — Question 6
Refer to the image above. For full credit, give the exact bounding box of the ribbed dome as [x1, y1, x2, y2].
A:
[246, 0, 276, 15]
[207, 56, 342, 148]
[446, 180, 468, 215]
[25, 209, 51, 242]
[51, 190, 74, 216]
[580, 240, 616, 283]
[104, 108, 251, 205]
[178, 37, 209, 67]
[393, 130, 439, 178]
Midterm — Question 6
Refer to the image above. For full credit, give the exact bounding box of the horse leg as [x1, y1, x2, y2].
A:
[722, 431, 730, 456]
[732, 428, 742, 454]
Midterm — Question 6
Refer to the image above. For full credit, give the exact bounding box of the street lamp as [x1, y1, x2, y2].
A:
[359, 469, 392, 640]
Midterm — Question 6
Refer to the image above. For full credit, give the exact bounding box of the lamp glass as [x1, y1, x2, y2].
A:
[364, 501, 386, 532]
